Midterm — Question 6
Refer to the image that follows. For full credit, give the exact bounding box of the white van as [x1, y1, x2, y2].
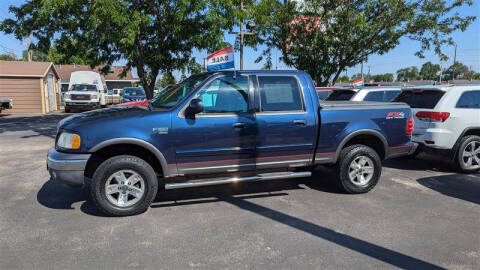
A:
[64, 71, 108, 112]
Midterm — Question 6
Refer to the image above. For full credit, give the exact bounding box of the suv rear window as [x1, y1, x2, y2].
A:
[326, 90, 356, 101]
[393, 90, 445, 109]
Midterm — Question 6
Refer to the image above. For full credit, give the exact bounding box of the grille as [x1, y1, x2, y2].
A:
[71, 94, 90, 100]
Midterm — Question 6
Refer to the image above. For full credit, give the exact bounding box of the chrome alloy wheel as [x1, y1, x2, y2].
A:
[105, 170, 145, 208]
[348, 156, 375, 186]
[462, 141, 480, 170]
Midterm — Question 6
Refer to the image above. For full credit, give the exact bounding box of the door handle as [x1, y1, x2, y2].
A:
[293, 120, 307, 126]
[232, 122, 246, 129]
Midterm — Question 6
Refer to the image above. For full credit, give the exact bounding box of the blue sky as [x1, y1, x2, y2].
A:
[1, 0, 479, 79]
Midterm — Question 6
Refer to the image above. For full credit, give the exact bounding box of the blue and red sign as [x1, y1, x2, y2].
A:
[206, 46, 234, 72]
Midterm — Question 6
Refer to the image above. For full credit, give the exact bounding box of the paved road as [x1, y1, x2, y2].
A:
[1, 114, 479, 270]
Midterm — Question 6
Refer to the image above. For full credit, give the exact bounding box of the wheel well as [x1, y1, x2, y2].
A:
[84, 144, 163, 178]
[342, 134, 386, 159]
[464, 129, 480, 137]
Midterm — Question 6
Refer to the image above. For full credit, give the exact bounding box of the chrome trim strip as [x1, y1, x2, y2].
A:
[165, 171, 312, 190]
[179, 159, 311, 172]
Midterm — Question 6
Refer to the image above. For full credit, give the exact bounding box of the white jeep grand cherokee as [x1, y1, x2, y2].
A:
[394, 85, 480, 172]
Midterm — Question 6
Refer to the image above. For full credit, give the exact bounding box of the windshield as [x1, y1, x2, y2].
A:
[124, 87, 145, 96]
[150, 73, 211, 109]
[326, 90, 356, 101]
[71, 84, 97, 91]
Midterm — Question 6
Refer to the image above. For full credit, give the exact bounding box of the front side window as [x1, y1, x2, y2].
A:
[198, 76, 249, 113]
[456, 90, 480, 109]
[258, 76, 303, 111]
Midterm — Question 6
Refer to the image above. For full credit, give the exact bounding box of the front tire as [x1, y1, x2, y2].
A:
[335, 144, 382, 194]
[455, 135, 480, 173]
[91, 155, 158, 216]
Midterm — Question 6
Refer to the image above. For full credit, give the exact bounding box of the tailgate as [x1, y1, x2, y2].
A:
[393, 89, 446, 136]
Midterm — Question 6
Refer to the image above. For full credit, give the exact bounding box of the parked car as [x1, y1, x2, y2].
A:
[64, 71, 108, 112]
[105, 89, 122, 105]
[326, 87, 401, 102]
[115, 84, 176, 108]
[350, 87, 402, 102]
[394, 85, 480, 172]
[0, 98, 13, 113]
[121, 87, 146, 103]
[47, 70, 416, 216]
[315, 87, 334, 100]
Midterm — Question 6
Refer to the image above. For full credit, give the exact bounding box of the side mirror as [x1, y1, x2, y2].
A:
[186, 98, 203, 116]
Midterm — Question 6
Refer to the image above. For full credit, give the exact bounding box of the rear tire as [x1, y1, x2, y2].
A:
[91, 155, 158, 216]
[335, 144, 382, 194]
[455, 135, 480, 173]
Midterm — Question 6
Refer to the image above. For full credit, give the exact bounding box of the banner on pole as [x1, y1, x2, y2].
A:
[206, 46, 234, 72]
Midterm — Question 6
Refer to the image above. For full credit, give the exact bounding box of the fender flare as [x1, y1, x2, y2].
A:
[89, 138, 172, 176]
[334, 129, 388, 162]
[451, 127, 480, 160]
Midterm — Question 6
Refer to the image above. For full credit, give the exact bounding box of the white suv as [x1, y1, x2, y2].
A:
[394, 85, 480, 172]
[326, 87, 401, 102]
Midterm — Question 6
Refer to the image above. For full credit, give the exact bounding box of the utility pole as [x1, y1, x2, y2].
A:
[360, 62, 364, 79]
[452, 44, 457, 80]
[229, 0, 256, 70]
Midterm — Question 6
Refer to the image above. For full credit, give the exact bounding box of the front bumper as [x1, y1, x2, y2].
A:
[46, 148, 91, 187]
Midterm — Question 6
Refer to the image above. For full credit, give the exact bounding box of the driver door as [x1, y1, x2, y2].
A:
[171, 74, 256, 175]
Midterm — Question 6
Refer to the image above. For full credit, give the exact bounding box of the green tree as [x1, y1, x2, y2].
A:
[249, 0, 475, 86]
[1, 0, 236, 99]
[0, 53, 16, 61]
[371, 73, 394, 82]
[22, 48, 46, 61]
[155, 72, 176, 89]
[337, 75, 349, 83]
[396, 67, 419, 82]
[419, 62, 441, 80]
[444, 61, 472, 80]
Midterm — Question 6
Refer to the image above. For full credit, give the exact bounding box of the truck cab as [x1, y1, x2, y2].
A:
[47, 70, 416, 216]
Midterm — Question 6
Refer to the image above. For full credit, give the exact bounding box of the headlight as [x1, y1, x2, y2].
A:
[91, 94, 98, 99]
[57, 132, 81, 149]
[64, 93, 71, 99]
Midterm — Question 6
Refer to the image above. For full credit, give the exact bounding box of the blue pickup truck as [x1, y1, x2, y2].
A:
[47, 70, 416, 216]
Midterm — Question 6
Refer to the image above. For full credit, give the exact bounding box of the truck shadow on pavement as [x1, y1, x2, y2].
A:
[417, 174, 480, 205]
[36, 173, 446, 269]
[0, 114, 70, 138]
[383, 154, 457, 173]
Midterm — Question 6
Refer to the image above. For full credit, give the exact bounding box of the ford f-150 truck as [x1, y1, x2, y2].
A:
[47, 70, 416, 216]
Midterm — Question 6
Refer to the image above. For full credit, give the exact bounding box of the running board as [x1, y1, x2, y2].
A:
[164, 171, 311, 190]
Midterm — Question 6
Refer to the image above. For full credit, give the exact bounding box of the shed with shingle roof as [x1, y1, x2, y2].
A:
[0, 60, 60, 114]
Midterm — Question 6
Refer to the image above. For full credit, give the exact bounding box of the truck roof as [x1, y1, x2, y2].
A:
[207, 70, 309, 76]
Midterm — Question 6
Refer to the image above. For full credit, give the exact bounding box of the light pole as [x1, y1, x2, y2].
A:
[229, 0, 256, 70]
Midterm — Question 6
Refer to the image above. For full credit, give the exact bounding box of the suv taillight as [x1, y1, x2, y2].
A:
[415, 111, 450, 122]
[406, 117, 414, 135]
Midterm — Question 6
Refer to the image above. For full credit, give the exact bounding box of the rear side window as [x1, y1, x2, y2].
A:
[258, 76, 303, 111]
[394, 90, 445, 109]
[326, 90, 356, 101]
[385, 90, 401, 101]
[456, 90, 480, 109]
[363, 91, 384, 102]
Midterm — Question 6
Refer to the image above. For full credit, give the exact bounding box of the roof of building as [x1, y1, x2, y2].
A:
[0, 60, 59, 78]
[55, 64, 138, 82]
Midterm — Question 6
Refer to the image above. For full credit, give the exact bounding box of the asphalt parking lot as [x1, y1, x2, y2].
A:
[0, 113, 479, 270]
